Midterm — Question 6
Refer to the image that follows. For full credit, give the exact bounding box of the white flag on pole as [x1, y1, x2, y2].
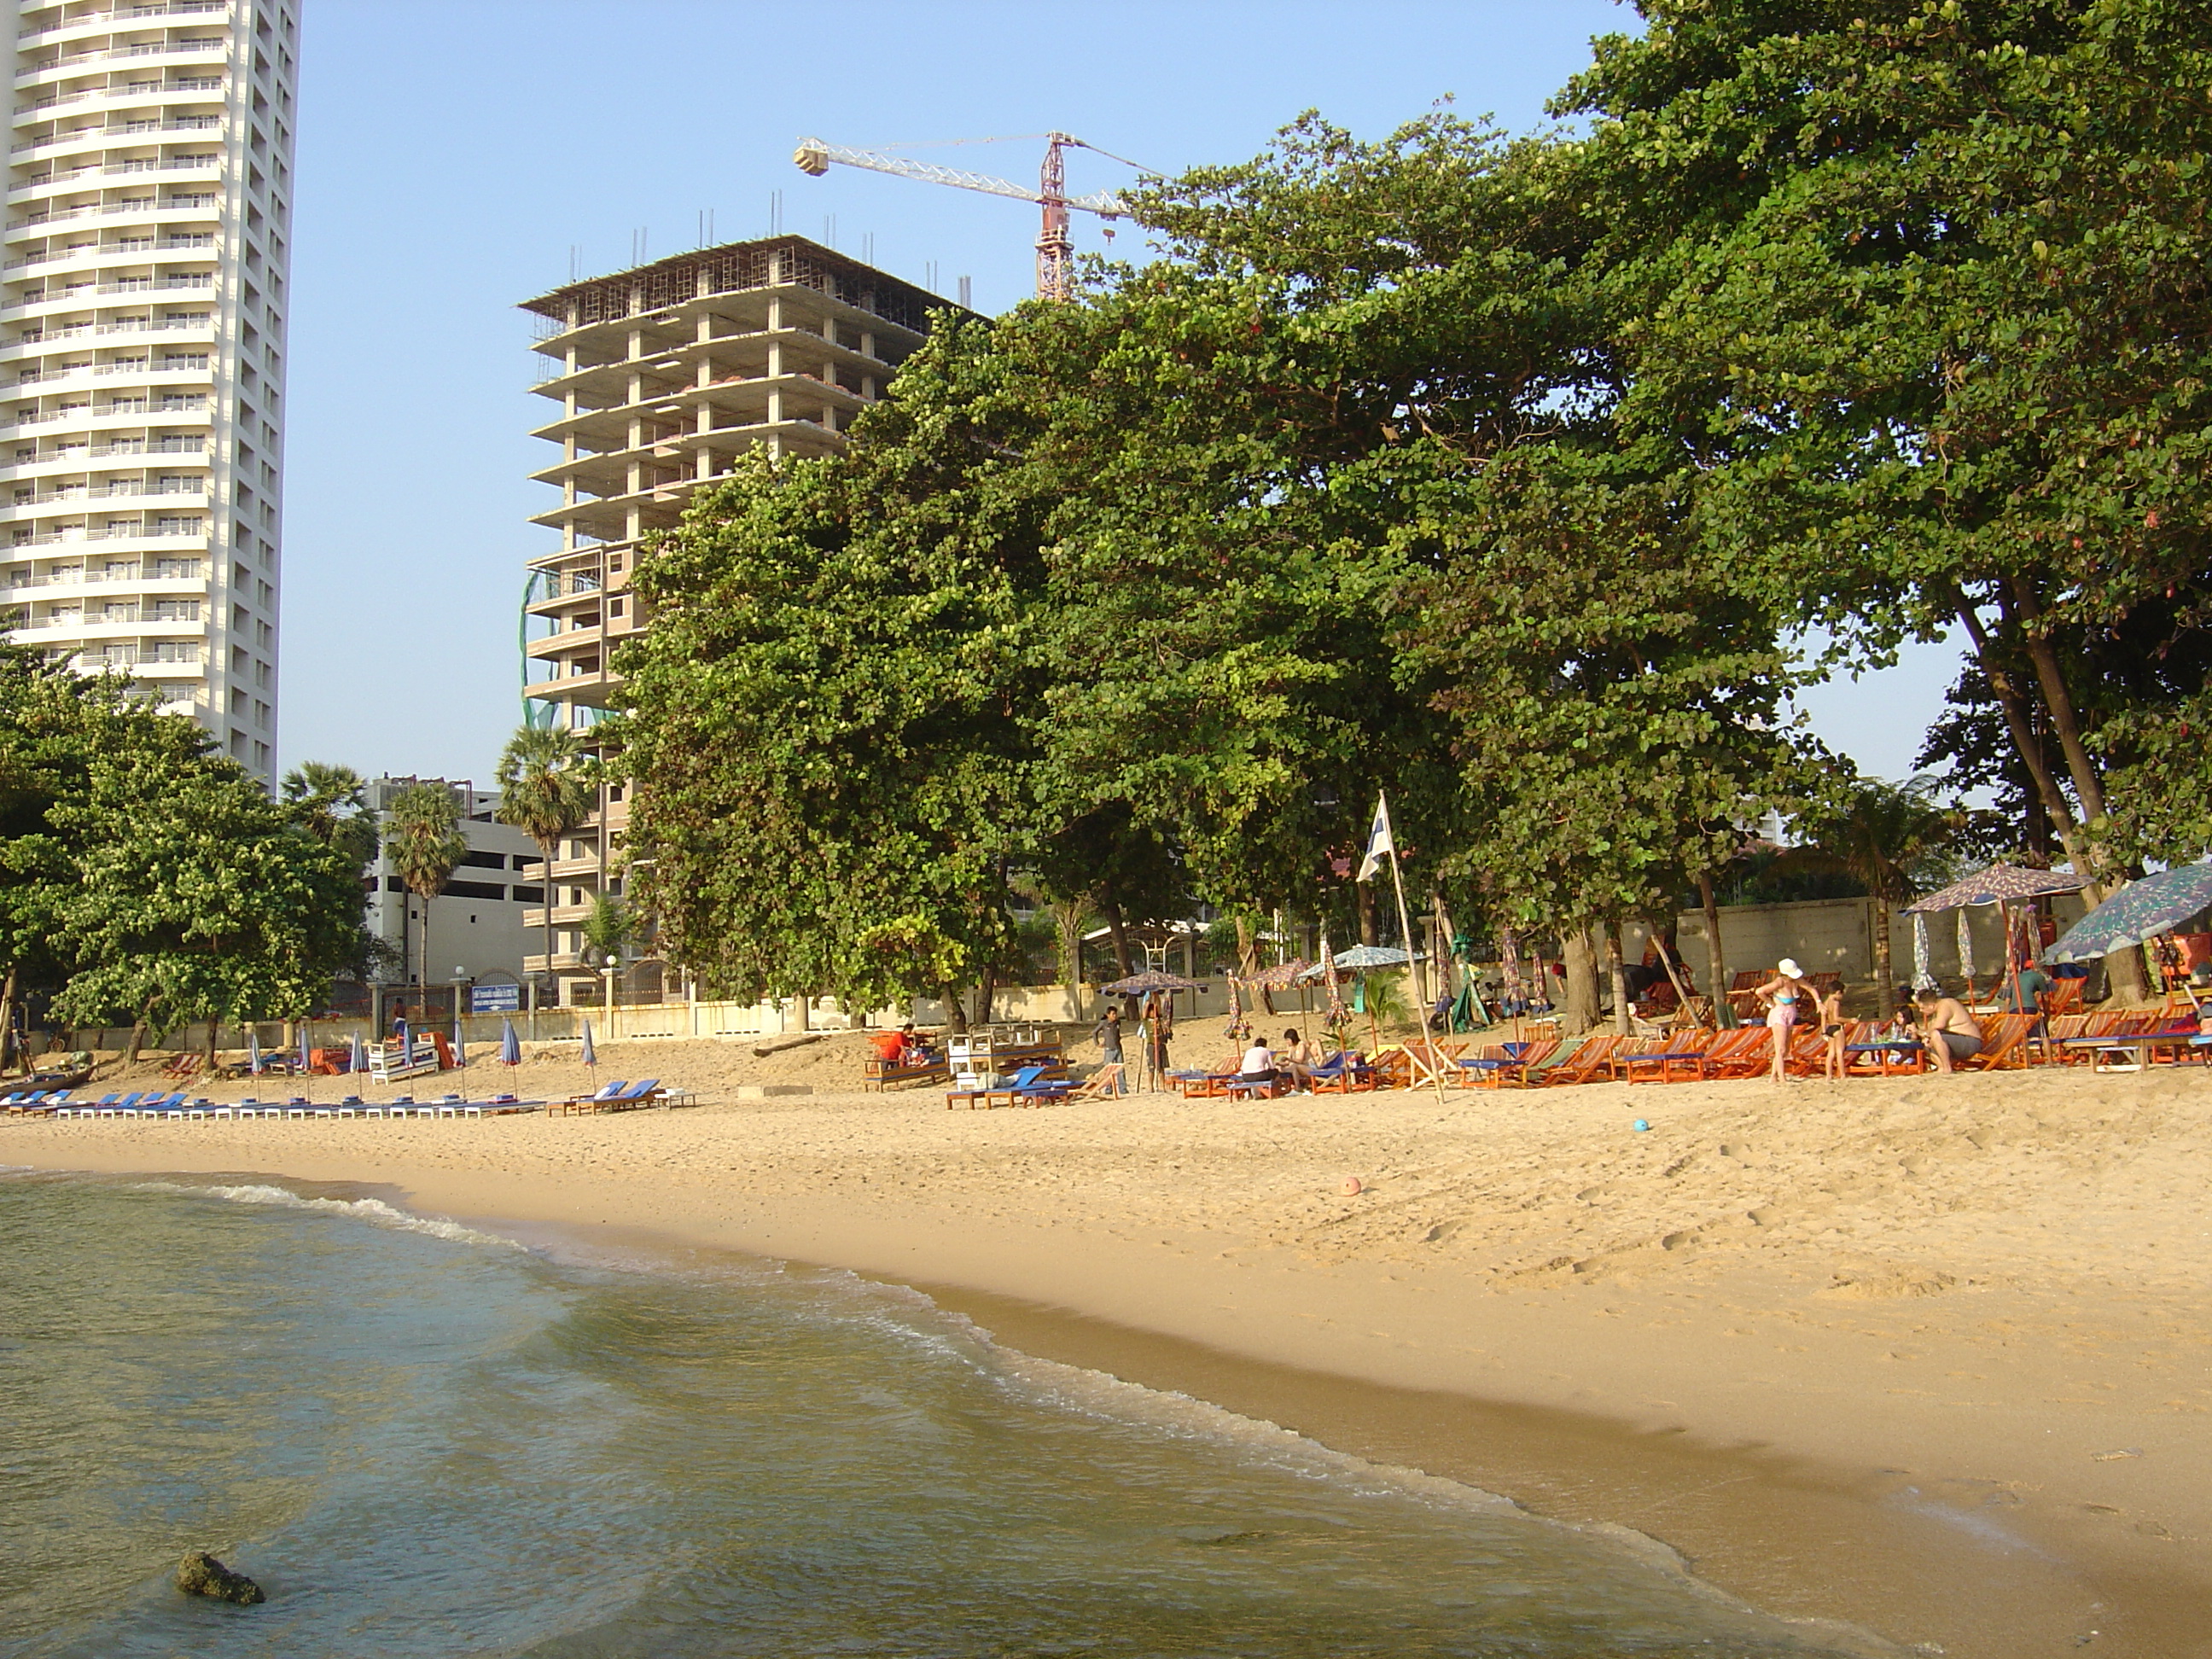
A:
[1356, 793, 1394, 884]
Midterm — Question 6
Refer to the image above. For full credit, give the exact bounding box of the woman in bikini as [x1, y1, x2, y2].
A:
[1750, 958, 1816, 1082]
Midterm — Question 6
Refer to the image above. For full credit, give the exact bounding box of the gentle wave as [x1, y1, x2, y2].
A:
[129, 1179, 523, 1249]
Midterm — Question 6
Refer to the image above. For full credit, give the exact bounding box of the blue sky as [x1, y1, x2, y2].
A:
[278, 0, 1959, 789]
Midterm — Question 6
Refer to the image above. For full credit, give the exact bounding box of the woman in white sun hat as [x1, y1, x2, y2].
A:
[1750, 958, 1816, 1083]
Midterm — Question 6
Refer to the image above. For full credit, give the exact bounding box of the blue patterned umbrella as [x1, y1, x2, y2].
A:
[2047, 864, 2212, 963]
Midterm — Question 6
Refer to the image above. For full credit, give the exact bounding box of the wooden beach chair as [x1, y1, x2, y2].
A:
[1539, 1034, 1626, 1086]
[1303, 1052, 1377, 1093]
[1400, 1039, 1468, 1091]
[1700, 1027, 1775, 1079]
[1957, 1014, 2034, 1071]
[1615, 1027, 1719, 1084]
[1724, 971, 1767, 1022]
[1454, 1039, 1555, 1087]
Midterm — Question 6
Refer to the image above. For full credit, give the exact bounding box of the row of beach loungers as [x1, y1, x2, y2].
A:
[5, 1077, 690, 1119]
[1166, 1010, 2210, 1097]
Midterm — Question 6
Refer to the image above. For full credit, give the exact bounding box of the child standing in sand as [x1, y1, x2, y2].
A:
[1818, 982, 1847, 1080]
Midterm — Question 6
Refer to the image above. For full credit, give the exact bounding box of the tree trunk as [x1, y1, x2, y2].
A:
[207, 1015, 220, 1067]
[940, 984, 968, 1036]
[126, 1012, 148, 1066]
[1608, 923, 1633, 1035]
[0, 964, 15, 1074]
[1956, 600, 2151, 1004]
[1871, 893, 1895, 1016]
[1357, 882, 1379, 947]
[1697, 872, 1734, 1028]
[539, 835, 559, 1010]
[1562, 926, 1602, 1033]
[975, 966, 998, 1030]
[2007, 577, 2108, 821]
[1099, 883, 1139, 1020]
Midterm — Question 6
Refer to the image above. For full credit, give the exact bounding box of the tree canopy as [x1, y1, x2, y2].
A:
[0, 649, 371, 1050]
[611, 2, 2212, 1014]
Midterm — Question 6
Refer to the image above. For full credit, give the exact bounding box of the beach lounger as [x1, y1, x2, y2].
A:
[1304, 1052, 1377, 1092]
[1059, 1063, 1127, 1101]
[1537, 1035, 1626, 1085]
[549, 1080, 628, 1116]
[945, 1064, 1056, 1110]
[1615, 1029, 1719, 1083]
[1455, 1039, 1557, 1087]
[1957, 1013, 2035, 1071]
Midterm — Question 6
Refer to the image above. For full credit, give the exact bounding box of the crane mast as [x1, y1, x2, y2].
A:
[793, 133, 1125, 303]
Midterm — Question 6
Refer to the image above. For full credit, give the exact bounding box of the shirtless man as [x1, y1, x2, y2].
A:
[1913, 988, 1983, 1074]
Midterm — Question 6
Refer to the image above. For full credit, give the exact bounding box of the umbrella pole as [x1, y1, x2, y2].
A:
[1386, 843, 1449, 1104]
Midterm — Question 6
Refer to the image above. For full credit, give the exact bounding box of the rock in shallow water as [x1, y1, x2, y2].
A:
[176, 1551, 263, 1605]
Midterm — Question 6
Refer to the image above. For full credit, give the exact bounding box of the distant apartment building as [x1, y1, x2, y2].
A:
[0, 0, 298, 779]
[518, 235, 956, 1004]
[363, 777, 542, 991]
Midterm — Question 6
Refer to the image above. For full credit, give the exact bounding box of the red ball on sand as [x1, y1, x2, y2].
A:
[1342, 1177, 1363, 1196]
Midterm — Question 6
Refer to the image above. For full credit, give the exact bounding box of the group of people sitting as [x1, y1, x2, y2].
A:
[1235, 1027, 1327, 1090]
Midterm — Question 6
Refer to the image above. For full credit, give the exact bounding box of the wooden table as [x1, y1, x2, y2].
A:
[1845, 1041, 1926, 1076]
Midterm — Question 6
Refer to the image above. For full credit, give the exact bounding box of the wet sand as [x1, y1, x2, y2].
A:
[9, 1037, 2211, 1656]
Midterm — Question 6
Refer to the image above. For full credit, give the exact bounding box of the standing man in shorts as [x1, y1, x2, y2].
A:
[1913, 987, 1983, 1074]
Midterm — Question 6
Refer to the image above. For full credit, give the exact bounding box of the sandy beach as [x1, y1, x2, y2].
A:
[9, 1033, 2211, 1658]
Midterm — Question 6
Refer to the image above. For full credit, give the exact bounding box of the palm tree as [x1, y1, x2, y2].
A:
[579, 891, 635, 1018]
[383, 783, 467, 996]
[282, 761, 376, 871]
[1778, 776, 1959, 1012]
[493, 724, 596, 1002]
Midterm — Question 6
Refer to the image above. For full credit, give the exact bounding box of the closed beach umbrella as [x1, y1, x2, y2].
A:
[297, 1022, 311, 1075]
[499, 1018, 521, 1067]
[247, 1028, 261, 1075]
[579, 1017, 597, 1076]
[2046, 863, 2212, 963]
[1956, 908, 1976, 988]
[451, 1022, 466, 1071]
[350, 1031, 368, 1076]
[1912, 912, 1933, 991]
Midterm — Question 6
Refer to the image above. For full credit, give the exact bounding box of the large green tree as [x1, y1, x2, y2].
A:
[0, 654, 372, 1057]
[1551, 0, 2212, 991]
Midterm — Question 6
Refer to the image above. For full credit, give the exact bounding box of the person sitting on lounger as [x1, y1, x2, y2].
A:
[1279, 1027, 1322, 1086]
[1913, 988, 1983, 1074]
[868, 1023, 928, 1068]
[1238, 1036, 1277, 1089]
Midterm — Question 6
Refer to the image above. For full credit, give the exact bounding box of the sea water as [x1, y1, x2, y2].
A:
[0, 1171, 1870, 1657]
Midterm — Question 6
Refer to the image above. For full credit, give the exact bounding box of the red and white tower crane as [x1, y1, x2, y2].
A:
[793, 133, 1128, 302]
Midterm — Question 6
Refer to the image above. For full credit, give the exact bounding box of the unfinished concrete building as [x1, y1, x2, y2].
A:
[518, 236, 951, 1004]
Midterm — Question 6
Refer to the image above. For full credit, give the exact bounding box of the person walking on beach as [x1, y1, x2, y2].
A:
[1091, 1007, 1126, 1095]
[1750, 958, 1814, 1082]
[1913, 987, 1983, 1074]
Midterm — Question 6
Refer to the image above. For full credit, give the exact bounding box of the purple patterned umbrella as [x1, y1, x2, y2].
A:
[1903, 864, 2088, 913]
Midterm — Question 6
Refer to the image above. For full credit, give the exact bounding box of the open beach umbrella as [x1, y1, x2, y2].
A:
[1099, 970, 1201, 998]
[499, 1018, 521, 1068]
[1242, 958, 1313, 988]
[2046, 864, 2212, 963]
[1902, 863, 2089, 913]
[1334, 944, 1424, 969]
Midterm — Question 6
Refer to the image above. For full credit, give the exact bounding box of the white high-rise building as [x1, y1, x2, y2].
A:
[0, 0, 297, 778]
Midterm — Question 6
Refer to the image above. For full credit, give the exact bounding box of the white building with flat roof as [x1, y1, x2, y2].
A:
[363, 777, 543, 991]
[0, 0, 297, 778]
